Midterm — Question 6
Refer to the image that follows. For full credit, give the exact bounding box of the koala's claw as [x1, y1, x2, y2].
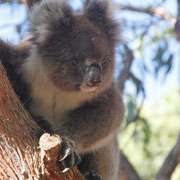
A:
[59, 138, 81, 173]
[59, 146, 71, 162]
[85, 171, 102, 180]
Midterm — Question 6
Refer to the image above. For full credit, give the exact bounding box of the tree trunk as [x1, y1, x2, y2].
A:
[0, 60, 84, 180]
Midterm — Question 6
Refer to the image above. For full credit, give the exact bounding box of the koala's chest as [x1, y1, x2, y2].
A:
[29, 86, 87, 130]
[31, 96, 69, 130]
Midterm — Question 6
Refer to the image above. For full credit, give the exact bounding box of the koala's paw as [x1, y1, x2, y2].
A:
[58, 138, 81, 173]
[85, 171, 102, 180]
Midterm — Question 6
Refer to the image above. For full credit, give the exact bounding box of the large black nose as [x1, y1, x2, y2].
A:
[87, 64, 102, 87]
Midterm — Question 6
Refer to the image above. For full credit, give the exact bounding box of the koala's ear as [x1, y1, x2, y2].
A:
[84, 0, 120, 44]
[30, 0, 73, 43]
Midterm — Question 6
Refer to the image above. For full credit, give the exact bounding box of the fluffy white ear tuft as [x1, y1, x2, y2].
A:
[84, 0, 120, 45]
[29, 0, 72, 43]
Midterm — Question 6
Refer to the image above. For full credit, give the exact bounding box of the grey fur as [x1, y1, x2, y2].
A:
[29, 0, 69, 43]
[0, 0, 124, 179]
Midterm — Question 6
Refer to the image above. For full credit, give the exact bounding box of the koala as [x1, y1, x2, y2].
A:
[0, 0, 124, 179]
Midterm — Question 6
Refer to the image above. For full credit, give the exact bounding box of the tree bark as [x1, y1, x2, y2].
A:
[156, 133, 180, 180]
[119, 151, 142, 180]
[0, 60, 84, 180]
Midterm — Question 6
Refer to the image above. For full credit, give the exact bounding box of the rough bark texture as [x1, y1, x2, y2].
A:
[0, 60, 84, 180]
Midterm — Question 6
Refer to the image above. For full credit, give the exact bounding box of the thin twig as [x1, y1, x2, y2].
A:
[119, 5, 176, 24]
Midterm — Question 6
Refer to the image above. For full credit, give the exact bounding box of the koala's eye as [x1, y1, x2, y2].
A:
[72, 58, 80, 66]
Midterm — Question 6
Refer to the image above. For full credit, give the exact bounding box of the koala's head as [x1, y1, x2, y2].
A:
[30, 0, 120, 93]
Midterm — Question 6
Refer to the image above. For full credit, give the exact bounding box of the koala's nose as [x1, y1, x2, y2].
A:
[87, 64, 102, 87]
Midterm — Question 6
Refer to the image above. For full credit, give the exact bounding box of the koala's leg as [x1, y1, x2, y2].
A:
[78, 137, 120, 180]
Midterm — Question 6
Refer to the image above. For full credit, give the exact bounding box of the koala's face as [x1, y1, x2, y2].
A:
[38, 16, 115, 92]
[31, 0, 119, 93]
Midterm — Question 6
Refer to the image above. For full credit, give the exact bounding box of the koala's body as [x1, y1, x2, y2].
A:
[0, 0, 124, 179]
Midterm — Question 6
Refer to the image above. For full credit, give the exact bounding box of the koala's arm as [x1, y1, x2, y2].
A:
[0, 39, 23, 83]
[0, 39, 15, 63]
[56, 84, 124, 153]
[0, 38, 30, 68]
[0, 38, 32, 102]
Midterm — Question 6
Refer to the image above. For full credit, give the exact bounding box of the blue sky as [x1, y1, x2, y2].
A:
[0, 0, 179, 106]
[115, 0, 180, 106]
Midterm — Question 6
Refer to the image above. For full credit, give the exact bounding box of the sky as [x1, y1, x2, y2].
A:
[114, 0, 180, 106]
[0, 0, 179, 106]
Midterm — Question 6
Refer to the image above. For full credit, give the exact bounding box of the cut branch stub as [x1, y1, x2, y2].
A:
[39, 133, 84, 180]
[39, 133, 62, 178]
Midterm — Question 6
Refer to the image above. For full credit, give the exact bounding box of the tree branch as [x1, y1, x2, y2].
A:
[0, 60, 84, 180]
[84, 0, 90, 7]
[119, 5, 176, 24]
[116, 45, 134, 94]
[175, 0, 180, 40]
[156, 133, 180, 180]
[116, 45, 143, 179]
[119, 151, 142, 180]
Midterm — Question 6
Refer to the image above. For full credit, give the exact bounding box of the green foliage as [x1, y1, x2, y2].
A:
[126, 97, 137, 125]
[123, 95, 152, 157]
[0, 0, 179, 178]
[120, 90, 180, 180]
[152, 39, 174, 77]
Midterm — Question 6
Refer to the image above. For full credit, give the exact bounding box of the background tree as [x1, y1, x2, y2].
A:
[0, 0, 179, 179]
